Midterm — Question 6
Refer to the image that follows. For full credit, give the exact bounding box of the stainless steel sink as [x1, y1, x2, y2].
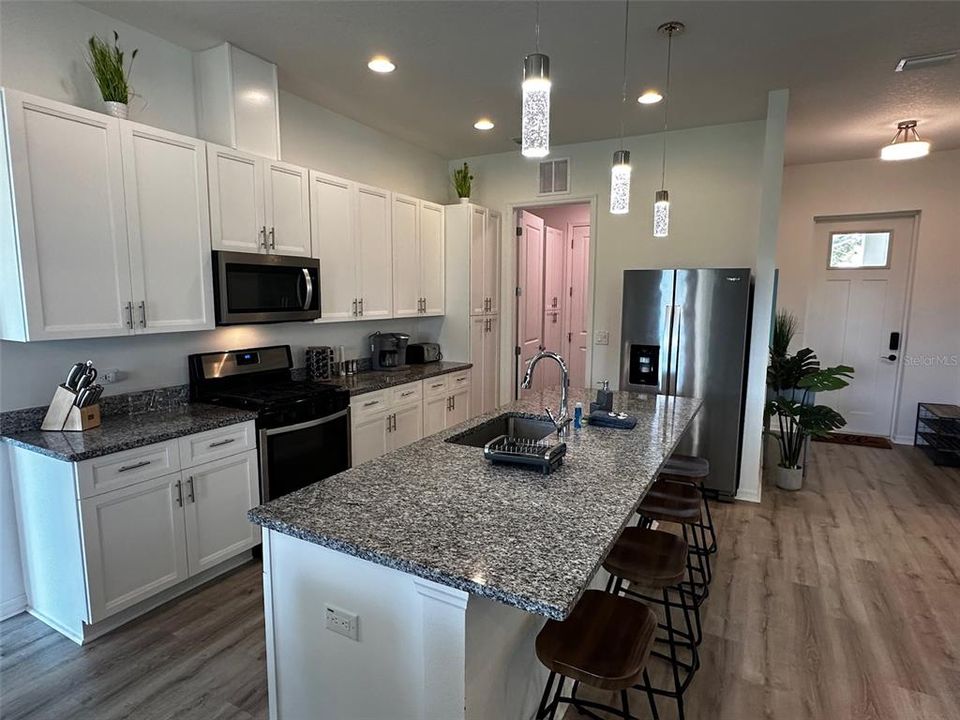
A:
[445, 413, 557, 448]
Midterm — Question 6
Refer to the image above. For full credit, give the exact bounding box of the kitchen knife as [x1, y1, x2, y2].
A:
[89, 385, 103, 405]
[75, 374, 93, 392]
[65, 362, 85, 390]
[75, 388, 90, 408]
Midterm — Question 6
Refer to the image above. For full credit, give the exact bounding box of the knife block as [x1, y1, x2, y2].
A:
[41, 385, 102, 432]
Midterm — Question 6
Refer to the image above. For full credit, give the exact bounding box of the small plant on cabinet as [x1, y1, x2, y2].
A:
[85, 31, 139, 118]
[453, 162, 474, 201]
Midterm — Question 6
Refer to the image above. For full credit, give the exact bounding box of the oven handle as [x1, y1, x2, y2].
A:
[258, 408, 350, 502]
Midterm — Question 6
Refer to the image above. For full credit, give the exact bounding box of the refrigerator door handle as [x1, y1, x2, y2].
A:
[671, 304, 683, 396]
[661, 304, 674, 395]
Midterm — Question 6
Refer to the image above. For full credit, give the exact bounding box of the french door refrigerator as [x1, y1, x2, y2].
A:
[619, 268, 752, 499]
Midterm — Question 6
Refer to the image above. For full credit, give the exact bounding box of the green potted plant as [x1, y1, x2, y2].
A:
[765, 356, 854, 490]
[86, 31, 139, 119]
[452, 162, 473, 203]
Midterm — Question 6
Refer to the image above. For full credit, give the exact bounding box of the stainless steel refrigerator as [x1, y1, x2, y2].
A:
[619, 268, 752, 499]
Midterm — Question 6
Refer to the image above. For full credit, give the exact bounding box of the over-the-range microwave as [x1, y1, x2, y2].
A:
[213, 251, 321, 325]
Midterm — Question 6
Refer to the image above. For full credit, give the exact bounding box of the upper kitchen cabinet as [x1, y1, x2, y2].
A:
[452, 204, 500, 317]
[194, 43, 281, 160]
[355, 184, 393, 319]
[392, 195, 445, 318]
[120, 122, 215, 334]
[208, 144, 310, 257]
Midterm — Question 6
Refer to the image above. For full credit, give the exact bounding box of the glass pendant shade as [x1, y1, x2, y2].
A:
[522, 53, 551, 158]
[880, 121, 930, 161]
[653, 189, 670, 238]
[609, 150, 631, 214]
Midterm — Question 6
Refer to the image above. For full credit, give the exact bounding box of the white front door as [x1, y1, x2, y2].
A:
[516, 210, 545, 396]
[804, 215, 915, 437]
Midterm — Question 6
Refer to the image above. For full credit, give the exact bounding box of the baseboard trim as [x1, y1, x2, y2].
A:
[1, 593, 27, 621]
[27, 606, 83, 644]
[736, 487, 762, 503]
[892, 435, 914, 446]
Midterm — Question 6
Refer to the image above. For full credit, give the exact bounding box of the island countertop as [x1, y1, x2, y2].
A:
[248, 387, 701, 620]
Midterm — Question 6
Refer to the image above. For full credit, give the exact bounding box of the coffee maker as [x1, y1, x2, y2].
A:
[369, 332, 410, 371]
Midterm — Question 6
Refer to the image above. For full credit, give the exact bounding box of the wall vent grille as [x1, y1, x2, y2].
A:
[538, 158, 570, 195]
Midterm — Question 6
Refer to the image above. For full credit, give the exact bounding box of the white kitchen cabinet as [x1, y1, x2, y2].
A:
[311, 171, 357, 321]
[265, 161, 311, 257]
[350, 382, 426, 464]
[183, 450, 260, 574]
[423, 394, 449, 437]
[470, 316, 500, 416]
[0, 89, 133, 341]
[356, 184, 393, 318]
[388, 401, 423, 452]
[392, 195, 445, 318]
[422, 371, 473, 433]
[484, 211, 502, 315]
[461, 205, 500, 317]
[80, 473, 189, 624]
[448, 386, 471, 428]
[351, 410, 389, 466]
[120, 122, 215, 333]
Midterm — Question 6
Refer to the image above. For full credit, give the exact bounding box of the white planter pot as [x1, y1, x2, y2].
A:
[103, 101, 129, 119]
[773, 464, 803, 491]
[458, 197, 470, 204]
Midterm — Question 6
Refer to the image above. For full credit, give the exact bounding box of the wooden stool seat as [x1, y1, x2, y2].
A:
[604, 527, 689, 588]
[662, 454, 710, 479]
[638, 482, 702, 524]
[536, 590, 657, 691]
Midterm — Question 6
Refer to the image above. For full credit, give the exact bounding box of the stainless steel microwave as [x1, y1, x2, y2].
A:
[213, 251, 321, 325]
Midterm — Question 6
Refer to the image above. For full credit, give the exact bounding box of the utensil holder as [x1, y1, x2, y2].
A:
[41, 385, 102, 432]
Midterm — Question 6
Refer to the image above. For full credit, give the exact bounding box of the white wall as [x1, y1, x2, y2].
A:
[777, 149, 960, 442]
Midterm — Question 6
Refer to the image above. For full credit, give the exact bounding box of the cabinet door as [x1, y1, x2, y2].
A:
[447, 387, 471, 428]
[207, 144, 265, 253]
[388, 402, 423, 452]
[183, 450, 259, 575]
[484, 211, 501, 315]
[4, 90, 133, 340]
[483, 315, 500, 414]
[121, 122, 215, 334]
[423, 394, 448, 437]
[311, 171, 357, 322]
[264, 161, 311, 257]
[392, 194, 420, 317]
[469, 316, 486, 417]
[420, 201, 445, 316]
[469, 207, 486, 316]
[80, 473, 189, 623]
[352, 412, 388, 466]
[356, 185, 393, 319]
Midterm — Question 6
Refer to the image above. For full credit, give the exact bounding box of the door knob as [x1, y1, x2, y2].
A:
[881, 354, 897, 361]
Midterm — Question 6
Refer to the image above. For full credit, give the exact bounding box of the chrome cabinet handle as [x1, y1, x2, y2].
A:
[401, 390, 415, 397]
[186, 476, 195, 503]
[118, 459, 151, 473]
[175, 479, 183, 507]
[125, 301, 133, 329]
[139, 301, 146, 328]
[358, 298, 364, 316]
[364, 400, 380, 407]
[352, 298, 358, 317]
[260, 226, 268, 249]
[208, 438, 235, 448]
[431, 382, 444, 389]
[269, 226, 276, 249]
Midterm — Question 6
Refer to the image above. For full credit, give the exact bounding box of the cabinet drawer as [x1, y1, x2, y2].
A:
[351, 390, 389, 421]
[390, 381, 423, 406]
[178, 421, 256, 469]
[449, 370, 472, 390]
[77, 440, 181, 499]
[423, 376, 449, 398]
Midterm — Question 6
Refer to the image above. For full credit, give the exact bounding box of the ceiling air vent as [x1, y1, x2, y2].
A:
[538, 158, 570, 195]
[895, 49, 957, 72]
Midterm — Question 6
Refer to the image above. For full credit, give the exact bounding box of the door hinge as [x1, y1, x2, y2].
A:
[515, 346, 521, 357]
[515, 226, 522, 237]
[568, 332, 572, 342]
[515, 286, 522, 297]
[569, 286, 573, 297]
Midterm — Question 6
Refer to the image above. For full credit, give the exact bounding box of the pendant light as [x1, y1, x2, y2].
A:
[522, 1, 550, 158]
[653, 21, 684, 238]
[880, 120, 931, 160]
[609, 0, 632, 215]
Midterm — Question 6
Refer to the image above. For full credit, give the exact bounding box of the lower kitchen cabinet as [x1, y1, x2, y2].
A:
[422, 370, 473, 434]
[350, 382, 425, 466]
[448, 386, 471, 428]
[423, 393, 449, 437]
[389, 401, 423, 451]
[351, 409, 389, 466]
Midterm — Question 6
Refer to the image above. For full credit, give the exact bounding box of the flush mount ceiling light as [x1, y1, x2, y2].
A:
[521, 1, 551, 158]
[653, 21, 684, 238]
[637, 90, 663, 105]
[473, 118, 495, 131]
[880, 120, 931, 160]
[609, 0, 632, 215]
[367, 56, 396, 73]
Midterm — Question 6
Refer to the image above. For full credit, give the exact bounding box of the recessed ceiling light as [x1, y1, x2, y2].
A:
[638, 90, 663, 105]
[367, 56, 395, 73]
[473, 118, 495, 131]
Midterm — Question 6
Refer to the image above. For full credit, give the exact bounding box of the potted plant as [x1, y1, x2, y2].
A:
[765, 356, 854, 490]
[764, 310, 800, 472]
[86, 31, 138, 119]
[452, 162, 473, 203]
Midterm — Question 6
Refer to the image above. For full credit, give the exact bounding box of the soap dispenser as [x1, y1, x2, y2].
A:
[590, 380, 614, 414]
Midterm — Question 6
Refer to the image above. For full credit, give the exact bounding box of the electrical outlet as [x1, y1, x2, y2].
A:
[100, 368, 121, 384]
[325, 604, 358, 641]
[595, 331, 609, 346]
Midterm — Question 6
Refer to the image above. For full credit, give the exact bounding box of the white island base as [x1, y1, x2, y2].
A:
[262, 529, 610, 720]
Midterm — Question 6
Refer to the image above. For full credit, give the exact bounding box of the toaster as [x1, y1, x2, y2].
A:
[406, 343, 442, 364]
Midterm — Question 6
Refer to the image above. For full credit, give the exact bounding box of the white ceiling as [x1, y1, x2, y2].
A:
[84, 1, 960, 164]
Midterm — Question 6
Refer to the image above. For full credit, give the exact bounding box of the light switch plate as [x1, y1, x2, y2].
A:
[595, 330, 609, 345]
[325, 604, 359, 641]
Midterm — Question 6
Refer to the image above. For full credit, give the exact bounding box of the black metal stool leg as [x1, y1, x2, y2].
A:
[620, 688, 631, 720]
[547, 674, 564, 720]
[700, 488, 718, 554]
[535, 671, 556, 720]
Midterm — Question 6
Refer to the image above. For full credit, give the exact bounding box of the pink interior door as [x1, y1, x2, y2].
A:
[540, 225, 565, 388]
[564, 223, 590, 389]
[516, 210, 545, 396]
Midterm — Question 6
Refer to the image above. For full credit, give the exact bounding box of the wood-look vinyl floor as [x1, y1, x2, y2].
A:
[1, 443, 957, 720]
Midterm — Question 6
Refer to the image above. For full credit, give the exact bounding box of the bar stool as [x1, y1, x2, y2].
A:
[535, 590, 660, 720]
[661, 454, 717, 556]
[603, 527, 700, 720]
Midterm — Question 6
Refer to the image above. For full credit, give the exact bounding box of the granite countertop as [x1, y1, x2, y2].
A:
[324, 361, 473, 396]
[249, 387, 701, 620]
[1, 404, 258, 462]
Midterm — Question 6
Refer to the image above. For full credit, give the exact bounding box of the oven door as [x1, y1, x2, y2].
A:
[258, 409, 351, 502]
[214, 251, 321, 325]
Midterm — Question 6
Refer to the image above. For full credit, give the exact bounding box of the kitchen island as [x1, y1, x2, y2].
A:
[249, 387, 701, 720]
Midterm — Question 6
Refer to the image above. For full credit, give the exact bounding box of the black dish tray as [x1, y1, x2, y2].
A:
[483, 435, 566, 475]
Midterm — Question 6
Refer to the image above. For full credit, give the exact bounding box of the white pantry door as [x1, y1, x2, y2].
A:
[804, 215, 915, 437]
[516, 210, 545, 396]
[540, 225, 565, 388]
[564, 222, 591, 389]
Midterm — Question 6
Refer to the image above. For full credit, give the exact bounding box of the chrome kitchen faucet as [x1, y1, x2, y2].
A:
[521, 350, 571, 437]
